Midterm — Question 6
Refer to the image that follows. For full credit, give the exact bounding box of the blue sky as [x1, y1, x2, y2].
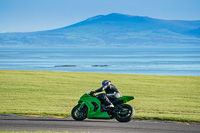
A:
[0, 0, 200, 33]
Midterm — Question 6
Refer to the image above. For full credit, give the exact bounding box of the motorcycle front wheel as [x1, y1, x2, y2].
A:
[115, 104, 135, 122]
[71, 104, 88, 121]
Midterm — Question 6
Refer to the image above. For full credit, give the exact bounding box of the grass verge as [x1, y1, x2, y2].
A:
[0, 70, 200, 122]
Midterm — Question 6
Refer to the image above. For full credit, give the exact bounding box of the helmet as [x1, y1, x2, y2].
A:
[102, 80, 111, 86]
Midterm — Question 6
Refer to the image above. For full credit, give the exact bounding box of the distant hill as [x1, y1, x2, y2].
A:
[0, 13, 200, 47]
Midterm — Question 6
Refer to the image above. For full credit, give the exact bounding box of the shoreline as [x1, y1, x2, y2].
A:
[0, 69, 200, 77]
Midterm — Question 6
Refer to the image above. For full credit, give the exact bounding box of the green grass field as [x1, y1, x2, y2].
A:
[0, 70, 200, 122]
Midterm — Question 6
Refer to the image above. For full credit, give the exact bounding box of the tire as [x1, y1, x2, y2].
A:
[71, 104, 88, 121]
[115, 104, 135, 122]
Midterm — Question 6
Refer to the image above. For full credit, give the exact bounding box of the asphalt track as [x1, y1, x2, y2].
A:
[0, 115, 200, 133]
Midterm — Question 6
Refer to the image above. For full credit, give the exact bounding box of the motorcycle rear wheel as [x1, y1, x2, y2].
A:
[71, 104, 88, 121]
[115, 104, 134, 122]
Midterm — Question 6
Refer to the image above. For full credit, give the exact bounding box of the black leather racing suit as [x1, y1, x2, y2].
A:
[94, 84, 121, 106]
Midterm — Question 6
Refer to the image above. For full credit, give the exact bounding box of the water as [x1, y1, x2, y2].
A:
[0, 47, 200, 76]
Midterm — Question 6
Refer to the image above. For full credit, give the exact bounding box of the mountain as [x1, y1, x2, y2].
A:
[1, 13, 200, 47]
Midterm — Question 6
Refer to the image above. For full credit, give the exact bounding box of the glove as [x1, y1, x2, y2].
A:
[89, 91, 95, 95]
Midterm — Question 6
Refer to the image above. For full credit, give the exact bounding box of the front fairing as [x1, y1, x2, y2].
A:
[78, 93, 95, 103]
[78, 93, 110, 119]
[78, 93, 90, 103]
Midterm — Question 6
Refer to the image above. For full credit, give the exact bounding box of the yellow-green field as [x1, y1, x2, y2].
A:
[0, 70, 200, 122]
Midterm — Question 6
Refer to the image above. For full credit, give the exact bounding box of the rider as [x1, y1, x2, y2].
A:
[90, 80, 121, 108]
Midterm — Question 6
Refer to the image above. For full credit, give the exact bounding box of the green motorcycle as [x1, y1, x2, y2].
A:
[71, 90, 135, 122]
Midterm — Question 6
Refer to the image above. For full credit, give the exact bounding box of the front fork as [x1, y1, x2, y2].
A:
[78, 102, 85, 109]
[76, 103, 87, 116]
